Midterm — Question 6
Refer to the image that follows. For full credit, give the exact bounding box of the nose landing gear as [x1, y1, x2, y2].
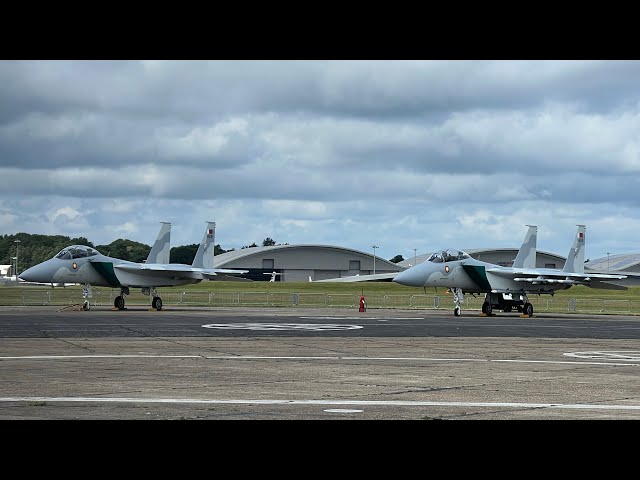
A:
[452, 288, 464, 316]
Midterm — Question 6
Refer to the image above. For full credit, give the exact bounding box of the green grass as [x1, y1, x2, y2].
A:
[3, 281, 640, 314]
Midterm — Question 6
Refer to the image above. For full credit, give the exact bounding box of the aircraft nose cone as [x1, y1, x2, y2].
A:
[19, 264, 49, 283]
[393, 268, 423, 287]
[18, 265, 37, 282]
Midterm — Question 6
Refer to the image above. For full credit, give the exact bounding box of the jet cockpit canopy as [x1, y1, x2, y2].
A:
[55, 245, 101, 260]
[427, 249, 470, 263]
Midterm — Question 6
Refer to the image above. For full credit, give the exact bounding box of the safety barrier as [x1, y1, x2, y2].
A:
[4, 287, 640, 314]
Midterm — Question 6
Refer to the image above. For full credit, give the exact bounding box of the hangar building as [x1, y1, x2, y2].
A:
[212, 244, 404, 282]
[585, 254, 640, 274]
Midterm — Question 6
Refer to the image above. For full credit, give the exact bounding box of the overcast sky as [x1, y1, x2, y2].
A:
[1, 60, 640, 263]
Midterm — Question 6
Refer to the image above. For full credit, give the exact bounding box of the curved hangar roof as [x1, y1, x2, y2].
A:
[585, 253, 640, 272]
[212, 244, 404, 282]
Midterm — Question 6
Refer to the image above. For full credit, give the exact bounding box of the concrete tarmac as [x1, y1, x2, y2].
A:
[1, 306, 639, 420]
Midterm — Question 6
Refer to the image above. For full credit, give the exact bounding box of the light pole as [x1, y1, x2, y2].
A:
[371, 245, 378, 275]
[607, 252, 611, 271]
[14, 239, 21, 283]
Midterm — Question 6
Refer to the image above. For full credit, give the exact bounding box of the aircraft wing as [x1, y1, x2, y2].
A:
[197, 268, 249, 280]
[113, 263, 247, 280]
[486, 267, 627, 288]
[313, 273, 399, 282]
[584, 270, 640, 287]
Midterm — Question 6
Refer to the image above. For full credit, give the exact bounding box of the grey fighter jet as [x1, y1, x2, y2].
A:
[19, 221, 247, 311]
[393, 225, 629, 317]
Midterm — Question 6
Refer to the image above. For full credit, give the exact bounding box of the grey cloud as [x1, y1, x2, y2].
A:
[3, 61, 640, 125]
[3, 60, 640, 262]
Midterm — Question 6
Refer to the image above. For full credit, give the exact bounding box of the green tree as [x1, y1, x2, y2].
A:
[389, 254, 405, 263]
[170, 244, 229, 265]
[96, 239, 150, 263]
[262, 238, 276, 246]
[171, 244, 198, 264]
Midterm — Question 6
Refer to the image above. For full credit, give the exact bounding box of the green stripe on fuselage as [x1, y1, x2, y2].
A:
[90, 261, 121, 287]
[462, 265, 492, 291]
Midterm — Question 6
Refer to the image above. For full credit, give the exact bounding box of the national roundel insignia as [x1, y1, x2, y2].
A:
[72, 262, 78, 270]
[445, 265, 450, 273]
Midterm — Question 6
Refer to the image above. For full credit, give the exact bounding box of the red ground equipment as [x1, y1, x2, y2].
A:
[359, 295, 366, 312]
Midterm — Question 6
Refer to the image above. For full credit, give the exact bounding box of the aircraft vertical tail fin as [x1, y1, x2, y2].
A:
[563, 225, 586, 274]
[146, 222, 171, 264]
[513, 225, 537, 269]
[192, 221, 216, 269]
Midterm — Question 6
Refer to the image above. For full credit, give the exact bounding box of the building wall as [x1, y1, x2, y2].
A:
[216, 246, 403, 282]
[284, 269, 315, 282]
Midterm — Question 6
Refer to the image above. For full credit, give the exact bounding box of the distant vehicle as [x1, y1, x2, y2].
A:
[19, 221, 247, 311]
[393, 225, 630, 317]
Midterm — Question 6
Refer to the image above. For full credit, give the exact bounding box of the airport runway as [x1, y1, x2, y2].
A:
[1, 306, 639, 420]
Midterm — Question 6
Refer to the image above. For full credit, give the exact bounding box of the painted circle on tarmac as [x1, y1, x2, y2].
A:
[299, 316, 425, 320]
[564, 351, 640, 362]
[202, 323, 364, 332]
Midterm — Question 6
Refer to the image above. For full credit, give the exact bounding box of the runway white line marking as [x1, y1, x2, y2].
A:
[1, 354, 637, 366]
[0, 355, 200, 360]
[205, 355, 488, 362]
[2, 396, 640, 411]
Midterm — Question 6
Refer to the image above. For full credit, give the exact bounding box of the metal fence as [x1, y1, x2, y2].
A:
[6, 287, 640, 314]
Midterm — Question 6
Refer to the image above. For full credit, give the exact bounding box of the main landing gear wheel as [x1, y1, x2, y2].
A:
[523, 303, 534, 316]
[482, 302, 492, 315]
[114, 296, 125, 310]
[454, 306, 461, 316]
[83, 301, 90, 311]
[152, 297, 163, 311]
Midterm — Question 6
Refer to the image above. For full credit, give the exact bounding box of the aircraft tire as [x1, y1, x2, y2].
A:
[523, 303, 533, 316]
[153, 297, 163, 311]
[482, 302, 492, 315]
[454, 306, 461, 316]
[83, 301, 90, 311]
[114, 296, 125, 310]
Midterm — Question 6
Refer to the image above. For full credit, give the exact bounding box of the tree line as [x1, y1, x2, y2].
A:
[0, 233, 404, 274]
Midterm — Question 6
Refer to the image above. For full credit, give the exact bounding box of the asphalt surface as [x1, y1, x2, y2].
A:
[1, 306, 639, 420]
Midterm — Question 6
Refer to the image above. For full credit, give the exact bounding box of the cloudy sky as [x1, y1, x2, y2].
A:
[1, 60, 640, 263]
